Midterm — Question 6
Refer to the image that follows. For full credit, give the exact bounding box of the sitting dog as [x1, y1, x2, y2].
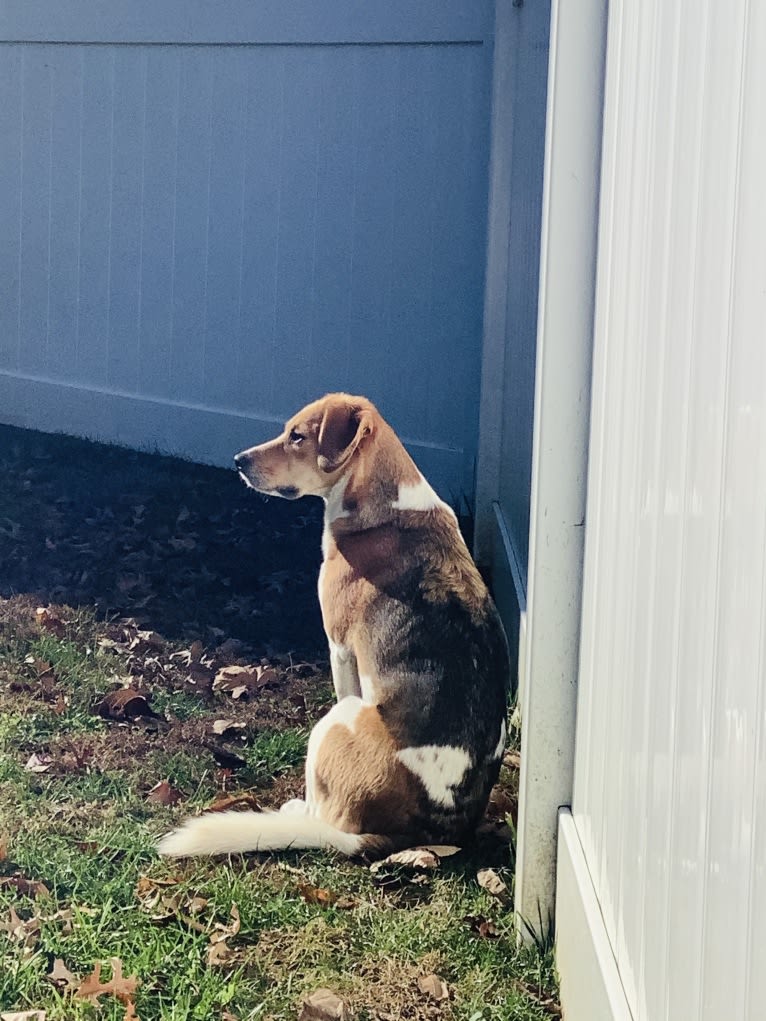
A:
[159, 393, 509, 858]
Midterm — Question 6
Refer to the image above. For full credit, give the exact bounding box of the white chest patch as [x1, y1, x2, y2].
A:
[396, 744, 472, 808]
[392, 475, 444, 513]
[322, 476, 350, 558]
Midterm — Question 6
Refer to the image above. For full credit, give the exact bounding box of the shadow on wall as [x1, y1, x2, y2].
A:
[0, 424, 325, 656]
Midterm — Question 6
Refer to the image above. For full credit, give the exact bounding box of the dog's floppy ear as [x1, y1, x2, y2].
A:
[316, 401, 373, 473]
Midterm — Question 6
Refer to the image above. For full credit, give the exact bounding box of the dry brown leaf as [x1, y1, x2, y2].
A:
[297, 881, 338, 908]
[514, 979, 563, 1017]
[211, 719, 247, 736]
[35, 605, 66, 636]
[213, 664, 279, 698]
[416, 844, 461, 858]
[206, 940, 236, 967]
[503, 750, 521, 770]
[298, 988, 351, 1021]
[75, 957, 140, 1004]
[417, 974, 449, 1001]
[1, 1012, 47, 1020]
[205, 792, 263, 814]
[371, 848, 440, 873]
[0, 837, 6, 861]
[24, 753, 52, 773]
[477, 868, 511, 904]
[0, 871, 50, 898]
[209, 903, 240, 944]
[146, 780, 183, 807]
[97, 688, 152, 722]
[123, 1000, 141, 1021]
[47, 958, 79, 990]
[464, 914, 500, 939]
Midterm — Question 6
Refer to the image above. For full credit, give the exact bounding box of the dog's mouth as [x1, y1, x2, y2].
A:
[236, 469, 300, 501]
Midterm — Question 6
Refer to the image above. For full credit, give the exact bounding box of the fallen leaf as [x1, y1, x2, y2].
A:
[206, 940, 236, 967]
[417, 974, 449, 1001]
[513, 979, 563, 1017]
[1, 1012, 47, 1020]
[213, 664, 279, 698]
[75, 957, 140, 1004]
[146, 780, 183, 807]
[464, 914, 500, 939]
[297, 881, 338, 907]
[298, 988, 350, 1021]
[211, 719, 247, 736]
[35, 606, 66, 636]
[97, 688, 153, 722]
[477, 868, 510, 904]
[209, 903, 240, 944]
[205, 792, 263, 814]
[123, 1000, 141, 1021]
[47, 958, 79, 990]
[417, 844, 461, 858]
[0, 871, 50, 898]
[504, 750, 521, 770]
[24, 753, 52, 773]
[371, 848, 440, 873]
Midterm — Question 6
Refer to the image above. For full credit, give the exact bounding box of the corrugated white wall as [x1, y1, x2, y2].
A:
[572, 0, 766, 1018]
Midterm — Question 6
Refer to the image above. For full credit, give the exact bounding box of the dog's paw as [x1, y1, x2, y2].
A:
[279, 798, 308, 816]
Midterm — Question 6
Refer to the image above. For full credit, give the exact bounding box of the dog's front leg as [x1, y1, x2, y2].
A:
[328, 640, 361, 701]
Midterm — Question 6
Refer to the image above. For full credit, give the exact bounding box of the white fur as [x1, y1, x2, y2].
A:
[305, 696, 365, 810]
[328, 640, 360, 700]
[391, 475, 443, 512]
[396, 744, 471, 808]
[322, 475, 350, 557]
[358, 673, 377, 704]
[492, 719, 507, 760]
[157, 811, 363, 857]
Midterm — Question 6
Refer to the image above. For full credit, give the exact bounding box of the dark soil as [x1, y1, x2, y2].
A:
[0, 423, 326, 656]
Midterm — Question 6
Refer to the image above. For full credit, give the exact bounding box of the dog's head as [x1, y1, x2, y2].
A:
[234, 394, 376, 499]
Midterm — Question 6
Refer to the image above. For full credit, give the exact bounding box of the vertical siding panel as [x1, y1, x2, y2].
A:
[344, 46, 396, 408]
[571, 0, 625, 871]
[271, 48, 322, 416]
[307, 48, 356, 400]
[18, 47, 52, 376]
[106, 47, 144, 393]
[236, 49, 282, 420]
[387, 46, 436, 441]
[700, 2, 760, 1017]
[202, 48, 247, 410]
[0, 47, 23, 371]
[638, 5, 688, 1019]
[77, 47, 113, 386]
[168, 48, 211, 403]
[138, 49, 180, 400]
[742, 7, 766, 1011]
[596, 0, 641, 961]
[47, 48, 82, 382]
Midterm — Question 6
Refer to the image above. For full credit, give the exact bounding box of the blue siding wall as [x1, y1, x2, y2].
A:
[0, 3, 493, 496]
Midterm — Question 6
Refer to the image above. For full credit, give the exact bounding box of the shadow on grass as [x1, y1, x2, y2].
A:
[0, 424, 325, 655]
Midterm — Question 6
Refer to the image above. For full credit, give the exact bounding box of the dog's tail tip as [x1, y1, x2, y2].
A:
[156, 809, 368, 858]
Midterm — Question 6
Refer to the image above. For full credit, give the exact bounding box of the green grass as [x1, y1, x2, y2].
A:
[0, 597, 555, 1021]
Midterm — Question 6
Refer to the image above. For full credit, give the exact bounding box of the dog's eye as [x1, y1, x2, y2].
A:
[289, 429, 305, 446]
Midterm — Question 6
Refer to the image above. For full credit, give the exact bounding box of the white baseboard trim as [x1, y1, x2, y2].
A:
[556, 809, 634, 1021]
[0, 369, 465, 496]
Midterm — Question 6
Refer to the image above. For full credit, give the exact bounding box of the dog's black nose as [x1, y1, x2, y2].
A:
[234, 453, 245, 469]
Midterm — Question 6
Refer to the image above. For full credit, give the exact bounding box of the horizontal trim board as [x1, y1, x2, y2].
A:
[556, 810, 634, 1021]
[0, 371, 465, 497]
[0, 1, 493, 46]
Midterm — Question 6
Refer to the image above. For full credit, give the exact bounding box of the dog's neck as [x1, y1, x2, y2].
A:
[321, 423, 447, 553]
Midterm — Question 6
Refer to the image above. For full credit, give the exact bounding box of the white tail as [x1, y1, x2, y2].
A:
[157, 810, 365, 858]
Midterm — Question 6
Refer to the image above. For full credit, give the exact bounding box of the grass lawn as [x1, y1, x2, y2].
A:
[0, 425, 558, 1021]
